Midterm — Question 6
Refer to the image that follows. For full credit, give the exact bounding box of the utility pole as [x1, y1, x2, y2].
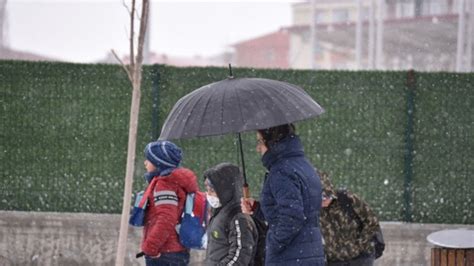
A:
[310, 0, 317, 69]
[456, 0, 466, 72]
[465, 0, 473, 71]
[376, 0, 384, 69]
[143, 0, 151, 64]
[414, 0, 423, 17]
[368, 0, 376, 69]
[0, 0, 7, 48]
[355, 0, 363, 69]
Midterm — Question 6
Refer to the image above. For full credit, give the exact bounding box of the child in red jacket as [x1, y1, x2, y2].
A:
[138, 140, 199, 266]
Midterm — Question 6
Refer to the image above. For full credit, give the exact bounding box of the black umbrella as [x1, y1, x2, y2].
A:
[159, 69, 324, 196]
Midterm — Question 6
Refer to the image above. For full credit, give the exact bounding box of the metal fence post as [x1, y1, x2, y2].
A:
[404, 70, 416, 222]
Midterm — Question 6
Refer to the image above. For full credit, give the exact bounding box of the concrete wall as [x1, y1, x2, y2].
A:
[0, 211, 472, 266]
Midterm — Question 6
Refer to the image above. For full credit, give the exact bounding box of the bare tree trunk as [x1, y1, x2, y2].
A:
[115, 81, 141, 266]
[114, 1, 149, 265]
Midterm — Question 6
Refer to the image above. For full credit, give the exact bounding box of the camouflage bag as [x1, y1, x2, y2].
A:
[336, 189, 385, 259]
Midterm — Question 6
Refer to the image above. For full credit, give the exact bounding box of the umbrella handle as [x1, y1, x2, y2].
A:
[243, 183, 250, 198]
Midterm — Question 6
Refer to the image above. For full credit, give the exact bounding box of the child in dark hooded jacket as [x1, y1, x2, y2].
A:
[204, 162, 258, 266]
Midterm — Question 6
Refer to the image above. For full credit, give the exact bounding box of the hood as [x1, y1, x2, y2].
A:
[165, 168, 199, 193]
[204, 162, 242, 206]
[261, 134, 304, 170]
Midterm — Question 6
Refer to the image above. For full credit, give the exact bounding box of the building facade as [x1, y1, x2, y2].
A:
[230, 0, 472, 72]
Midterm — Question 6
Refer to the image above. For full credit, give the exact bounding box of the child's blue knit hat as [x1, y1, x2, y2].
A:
[144, 140, 182, 175]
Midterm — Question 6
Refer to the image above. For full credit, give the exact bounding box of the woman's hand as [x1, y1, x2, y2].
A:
[241, 197, 256, 214]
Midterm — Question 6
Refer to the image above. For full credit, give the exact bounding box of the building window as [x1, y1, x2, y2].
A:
[314, 10, 329, 24]
[396, 1, 415, 18]
[333, 9, 349, 23]
[428, 0, 445, 15]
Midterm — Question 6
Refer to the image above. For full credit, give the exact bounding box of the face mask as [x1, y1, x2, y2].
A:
[206, 194, 222, 208]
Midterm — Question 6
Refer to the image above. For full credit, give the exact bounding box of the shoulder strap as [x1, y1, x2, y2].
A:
[183, 193, 195, 214]
[336, 189, 363, 228]
[175, 186, 190, 224]
[139, 178, 159, 208]
[192, 191, 209, 226]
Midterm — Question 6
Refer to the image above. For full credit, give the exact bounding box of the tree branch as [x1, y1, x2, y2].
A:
[122, 0, 131, 15]
[111, 49, 133, 84]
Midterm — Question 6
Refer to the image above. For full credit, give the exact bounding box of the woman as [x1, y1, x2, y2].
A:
[242, 124, 325, 265]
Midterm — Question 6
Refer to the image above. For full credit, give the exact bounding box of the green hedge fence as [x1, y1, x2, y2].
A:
[1, 61, 472, 224]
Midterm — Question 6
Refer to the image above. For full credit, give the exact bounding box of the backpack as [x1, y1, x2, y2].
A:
[129, 178, 159, 227]
[336, 189, 385, 259]
[225, 205, 268, 266]
[250, 214, 268, 266]
[176, 191, 209, 249]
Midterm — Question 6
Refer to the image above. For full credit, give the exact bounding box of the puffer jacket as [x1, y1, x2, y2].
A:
[141, 167, 199, 256]
[259, 135, 325, 265]
[205, 163, 258, 266]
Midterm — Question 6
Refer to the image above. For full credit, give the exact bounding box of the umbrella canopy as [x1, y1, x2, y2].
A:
[159, 77, 324, 140]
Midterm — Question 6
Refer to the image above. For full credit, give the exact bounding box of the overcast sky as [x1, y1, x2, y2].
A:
[5, 0, 300, 63]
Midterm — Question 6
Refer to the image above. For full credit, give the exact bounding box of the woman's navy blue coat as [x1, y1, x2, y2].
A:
[257, 135, 325, 265]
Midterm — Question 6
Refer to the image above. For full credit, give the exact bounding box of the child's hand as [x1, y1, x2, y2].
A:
[149, 253, 161, 259]
[241, 197, 255, 214]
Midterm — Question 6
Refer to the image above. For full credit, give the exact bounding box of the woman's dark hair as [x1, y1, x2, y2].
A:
[258, 123, 295, 148]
